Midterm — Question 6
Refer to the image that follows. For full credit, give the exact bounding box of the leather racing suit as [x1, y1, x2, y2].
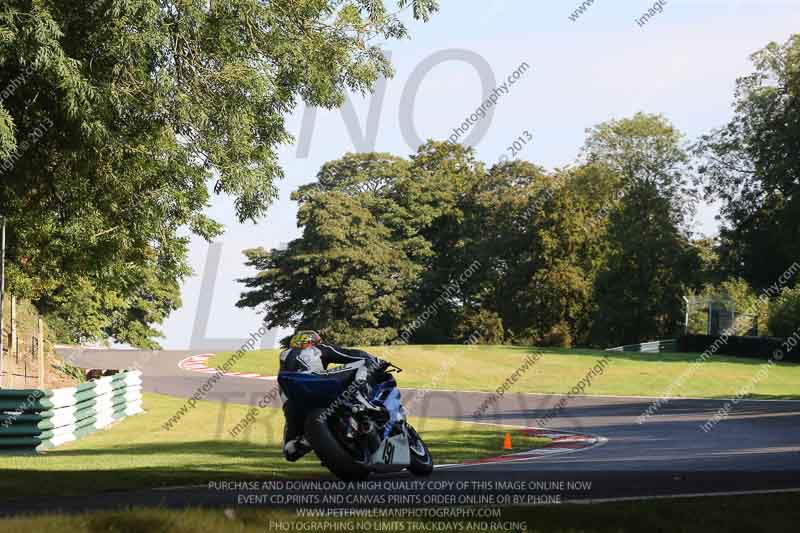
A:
[279, 343, 381, 461]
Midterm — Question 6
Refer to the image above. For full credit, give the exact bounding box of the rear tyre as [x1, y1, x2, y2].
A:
[406, 424, 434, 477]
[304, 408, 370, 481]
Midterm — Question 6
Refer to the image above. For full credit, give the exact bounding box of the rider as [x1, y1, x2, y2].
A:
[279, 330, 384, 462]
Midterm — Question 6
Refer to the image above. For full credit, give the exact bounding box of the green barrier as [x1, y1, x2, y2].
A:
[0, 447, 39, 456]
[0, 423, 43, 436]
[0, 412, 52, 423]
[0, 370, 144, 454]
[0, 389, 48, 399]
[0, 436, 44, 447]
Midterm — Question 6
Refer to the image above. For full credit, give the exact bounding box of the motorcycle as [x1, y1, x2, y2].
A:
[278, 361, 434, 481]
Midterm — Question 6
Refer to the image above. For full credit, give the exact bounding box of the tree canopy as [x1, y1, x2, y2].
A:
[238, 114, 702, 347]
[696, 34, 800, 290]
[0, 0, 437, 347]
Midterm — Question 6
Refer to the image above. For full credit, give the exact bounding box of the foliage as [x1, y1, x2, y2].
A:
[0, 0, 436, 347]
[582, 111, 696, 223]
[583, 113, 702, 346]
[696, 34, 800, 290]
[52, 361, 88, 384]
[537, 322, 573, 348]
[769, 287, 800, 338]
[455, 308, 504, 345]
[239, 114, 701, 347]
[591, 182, 702, 346]
[238, 141, 479, 345]
[688, 278, 769, 336]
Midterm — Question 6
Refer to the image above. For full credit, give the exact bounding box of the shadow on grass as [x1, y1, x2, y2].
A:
[0, 439, 324, 500]
[85, 514, 172, 533]
[1, 427, 548, 500]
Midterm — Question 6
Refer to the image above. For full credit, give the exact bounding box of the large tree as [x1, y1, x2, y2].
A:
[237, 152, 422, 345]
[584, 113, 701, 346]
[591, 181, 702, 345]
[237, 142, 483, 345]
[238, 146, 614, 347]
[0, 0, 437, 347]
[462, 161, 610, 346]
[696, 34, 800, 290]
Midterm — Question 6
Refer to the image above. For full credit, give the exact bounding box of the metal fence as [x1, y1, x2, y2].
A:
[0, 295, 46, 389]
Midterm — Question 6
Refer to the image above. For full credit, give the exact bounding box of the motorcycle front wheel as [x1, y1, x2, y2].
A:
[406, 423, 434, 476]
[304, 408, 371, 481]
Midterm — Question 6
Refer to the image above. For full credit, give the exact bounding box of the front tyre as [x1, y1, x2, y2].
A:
[406, 424, 434, 477]
[304, 408, 370, 481]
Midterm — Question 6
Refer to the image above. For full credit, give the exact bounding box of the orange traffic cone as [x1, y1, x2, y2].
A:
[503, 432, 512, 450]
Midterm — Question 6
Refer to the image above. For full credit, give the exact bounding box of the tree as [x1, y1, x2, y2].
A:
[0, 0, 437, 346]
[395, 141, 485, 342]
[295, 152, 412, 200]
[592, 182, 702, 345]
[467, 162, 611, 346]
[238, 142, 485, 345]
[582, 112, 695, 220]
[769, 287, 800, 338]
[583, 114, 701, 346]
[696, 34, 800, 290]
[238, 191, 422, 345]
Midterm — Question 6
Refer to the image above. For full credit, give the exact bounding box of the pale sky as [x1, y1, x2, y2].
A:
[161, 0, 800, 349]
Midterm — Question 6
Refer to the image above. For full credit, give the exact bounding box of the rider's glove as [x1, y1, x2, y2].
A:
[356, 358, 386, 382]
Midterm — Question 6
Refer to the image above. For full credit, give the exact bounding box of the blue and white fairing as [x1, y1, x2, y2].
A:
[371, 382, 405, 439]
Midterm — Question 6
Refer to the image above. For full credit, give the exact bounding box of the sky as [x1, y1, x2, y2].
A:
[162, 0, 800, 349]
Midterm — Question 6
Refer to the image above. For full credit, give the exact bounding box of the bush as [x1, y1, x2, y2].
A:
[455, 309, 504, 345]
[769, 287, 800, 338]
[679, 334, 799, 362]
[508, 327, 539, 346]
[538, 322, 573, 348]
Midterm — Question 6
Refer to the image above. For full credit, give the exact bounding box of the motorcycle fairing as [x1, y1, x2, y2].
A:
[370, 433, 411, 465]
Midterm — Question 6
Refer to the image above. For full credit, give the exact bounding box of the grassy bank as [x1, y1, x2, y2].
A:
[0, 392, 548, 499]
[208, 345, 800, 400]
[2, 492, 800, 532]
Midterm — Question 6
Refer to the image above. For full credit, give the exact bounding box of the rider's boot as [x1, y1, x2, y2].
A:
[283, 436, 312, 462]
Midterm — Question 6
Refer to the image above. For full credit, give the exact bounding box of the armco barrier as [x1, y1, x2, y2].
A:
[0, 370, 143, 454]
[606, 339, 677, 353]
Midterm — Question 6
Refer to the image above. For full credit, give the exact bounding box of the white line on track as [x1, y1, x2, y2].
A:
[565, 487, 800, 504]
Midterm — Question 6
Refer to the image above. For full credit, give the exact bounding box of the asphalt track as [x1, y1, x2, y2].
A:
[3, 347, 799, 514]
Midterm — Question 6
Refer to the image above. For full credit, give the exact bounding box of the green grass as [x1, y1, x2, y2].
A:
[0, 392, 548, 499]
[208, 344, 800, 400]
[2, 493, 800, 532]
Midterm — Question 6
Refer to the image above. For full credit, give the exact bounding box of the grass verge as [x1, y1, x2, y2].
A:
[208, 345, 800, 399]
[0, 392, 548, 499]
[2, 492, 800, 532]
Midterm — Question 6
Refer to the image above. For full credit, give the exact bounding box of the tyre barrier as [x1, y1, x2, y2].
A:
[0, 370, 143, 455]
[606, 339, 677, 353]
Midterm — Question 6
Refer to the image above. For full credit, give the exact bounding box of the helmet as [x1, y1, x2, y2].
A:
[290, 330, 322, 349]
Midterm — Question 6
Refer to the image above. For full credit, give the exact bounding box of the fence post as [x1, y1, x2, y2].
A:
[10, 295, 16, 362]
[38, 318, 44, 389]
[0, 216, 5, 388]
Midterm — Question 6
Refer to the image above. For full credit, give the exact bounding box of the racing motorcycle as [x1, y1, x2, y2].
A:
[278, 361, 434, 481]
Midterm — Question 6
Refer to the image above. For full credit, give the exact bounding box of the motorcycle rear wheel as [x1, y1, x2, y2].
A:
[304, 408, 371, 481]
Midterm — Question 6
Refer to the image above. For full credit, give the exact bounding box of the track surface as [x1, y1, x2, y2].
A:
[3, 347, 798, 513]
